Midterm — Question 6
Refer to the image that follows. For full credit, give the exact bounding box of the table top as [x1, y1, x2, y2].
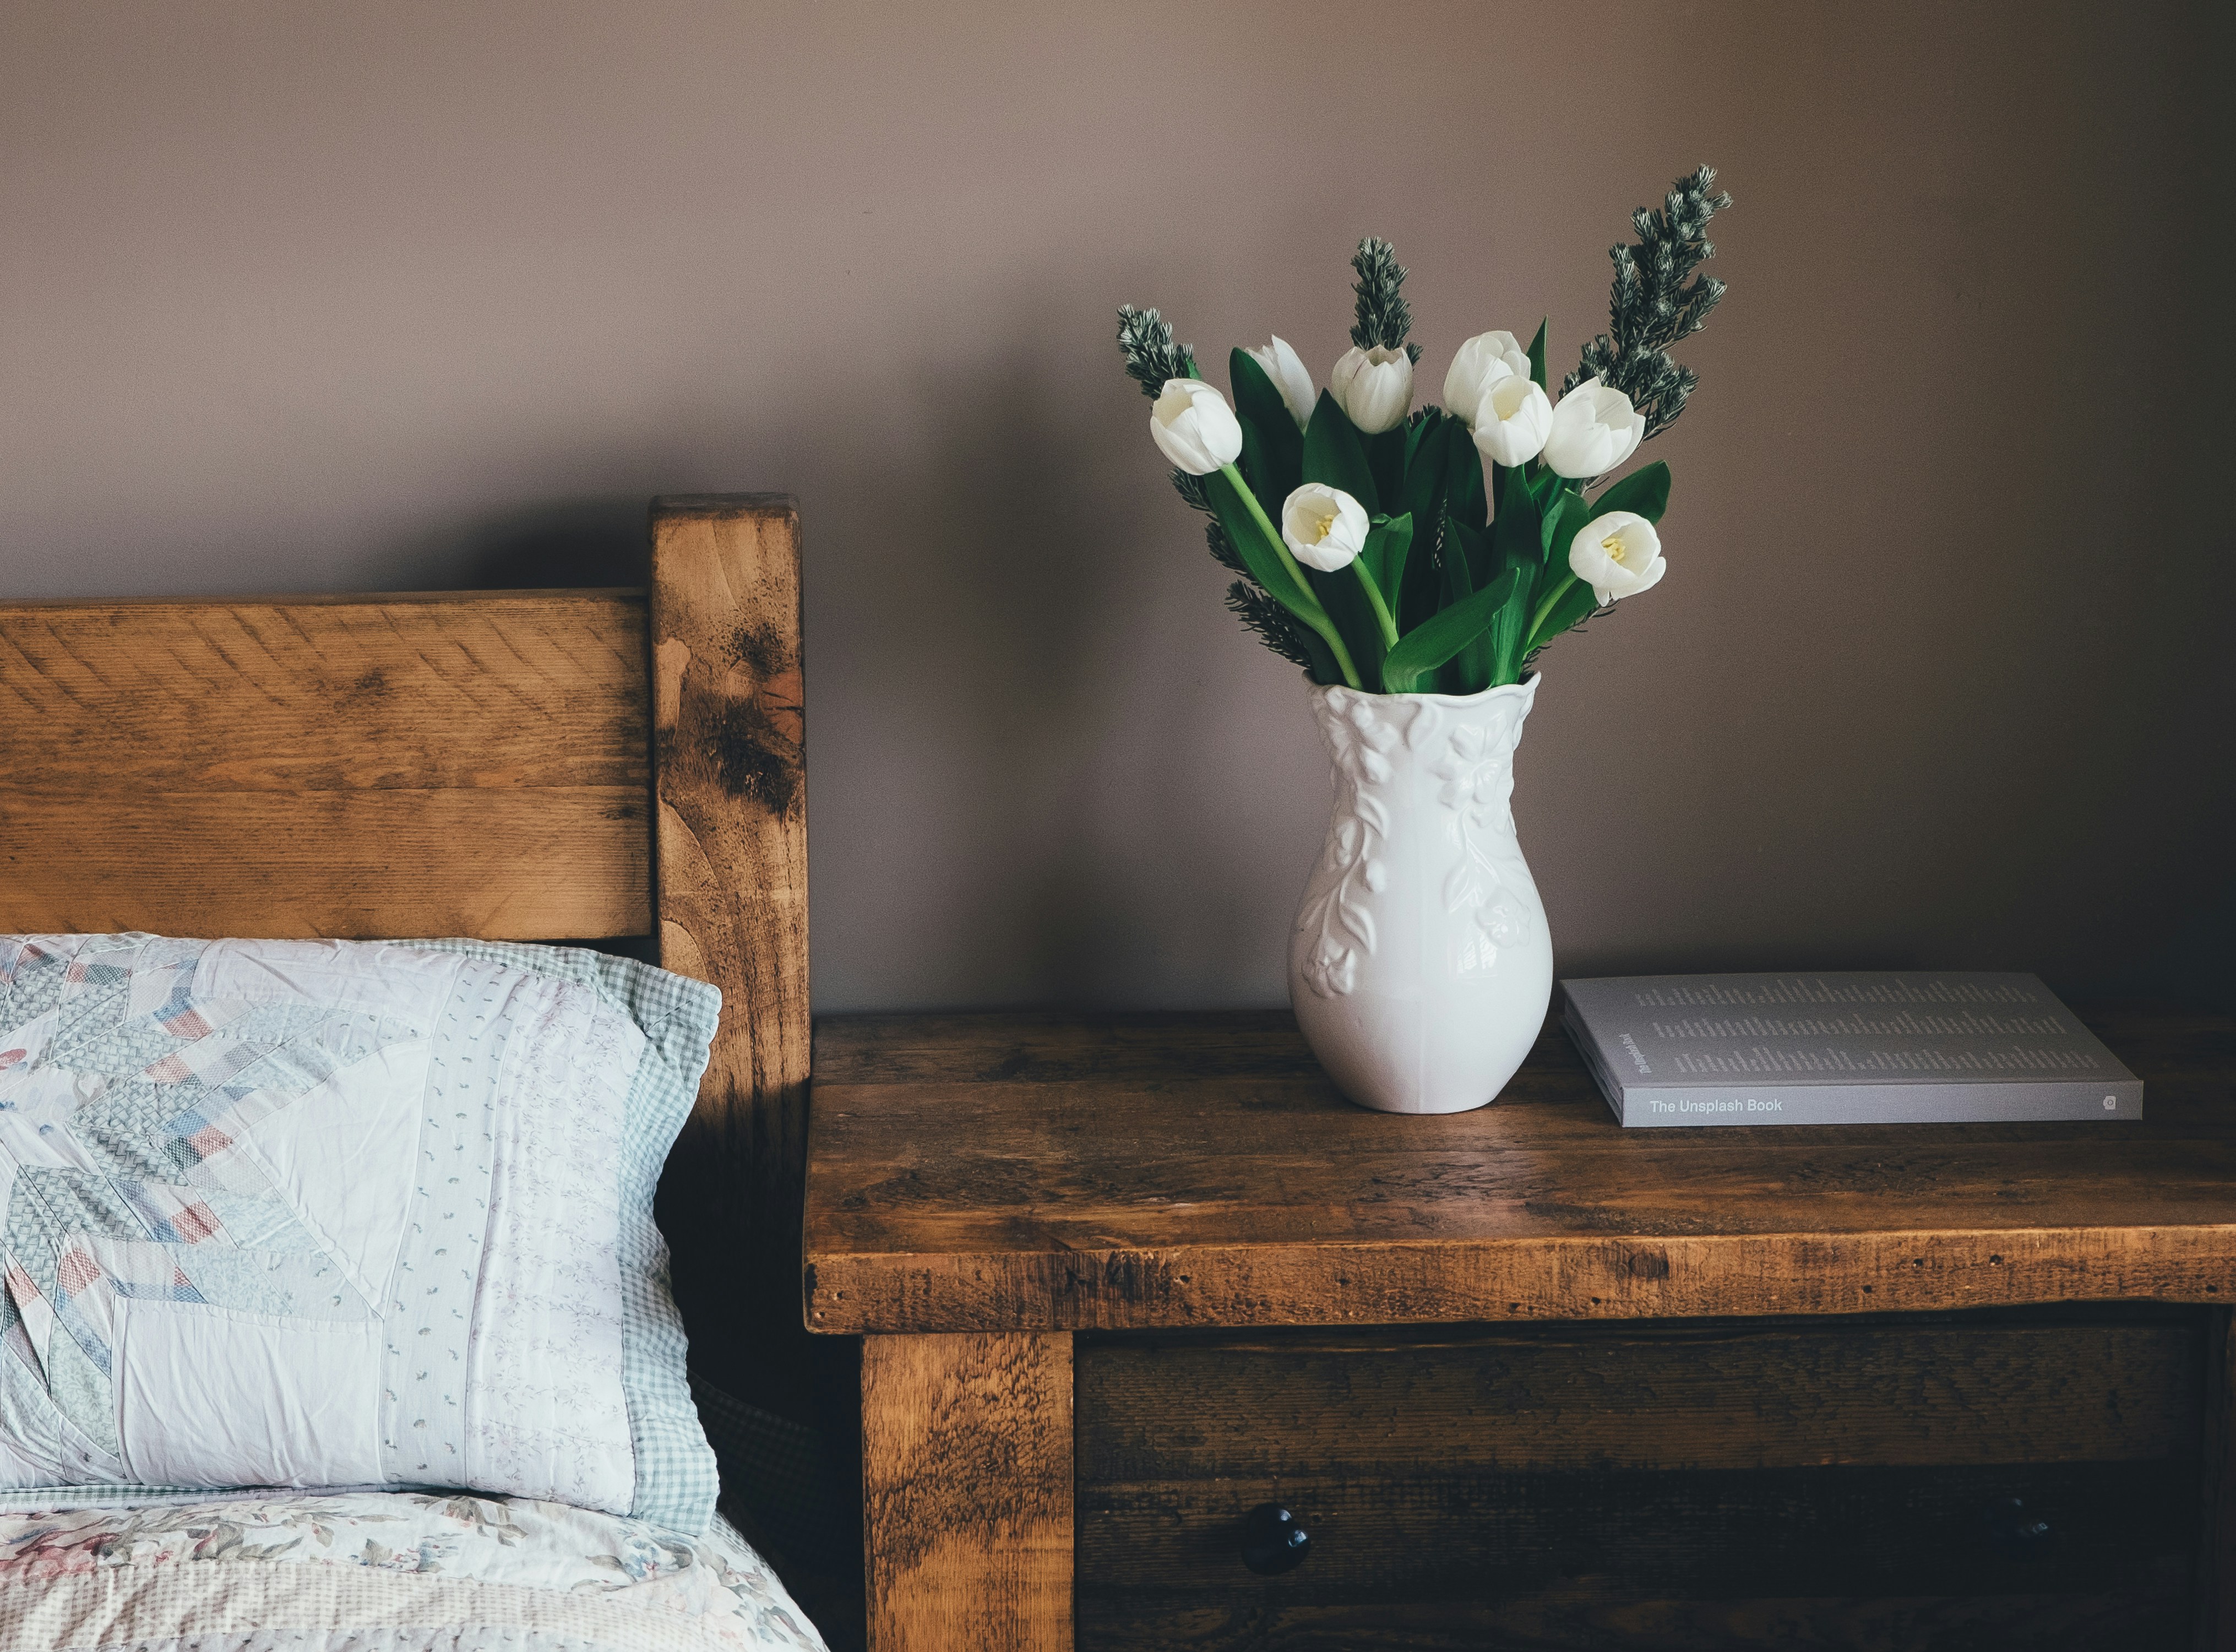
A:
[802, 1007, 2236, 1335]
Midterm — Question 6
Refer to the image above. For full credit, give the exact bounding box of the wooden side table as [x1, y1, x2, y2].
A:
[803, 1008, 2236, 1651]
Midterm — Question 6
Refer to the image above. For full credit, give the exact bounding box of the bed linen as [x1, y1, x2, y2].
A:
[0, 934, 721, 1532]
[0, 1489, 826, 1651]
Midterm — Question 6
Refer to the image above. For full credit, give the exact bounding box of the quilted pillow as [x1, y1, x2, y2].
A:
[0, 934, 721, 1533]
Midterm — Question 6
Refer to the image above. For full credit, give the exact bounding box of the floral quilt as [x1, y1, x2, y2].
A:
[0, 1490, 826, 1651]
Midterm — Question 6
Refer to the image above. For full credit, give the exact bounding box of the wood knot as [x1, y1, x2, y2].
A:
[333, 667, 390, 710]
[1626, 1249, 1671, 1280]
[707, 697, 801, 811]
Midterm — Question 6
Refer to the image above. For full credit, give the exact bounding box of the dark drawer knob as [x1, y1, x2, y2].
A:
[1981, 1495, 2052, 1554]
[1239, 1502, 1310, 1575]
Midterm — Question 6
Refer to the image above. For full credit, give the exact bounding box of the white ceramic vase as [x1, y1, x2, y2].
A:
[1288, 676, 1553, 1114]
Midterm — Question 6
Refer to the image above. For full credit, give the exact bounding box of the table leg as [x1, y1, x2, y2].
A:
[862, 1331, 1074, 1652]
[2201, 1306, 2233, 1652]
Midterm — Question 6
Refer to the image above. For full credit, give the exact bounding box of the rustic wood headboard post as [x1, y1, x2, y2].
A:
[646, 495, 813, 1409]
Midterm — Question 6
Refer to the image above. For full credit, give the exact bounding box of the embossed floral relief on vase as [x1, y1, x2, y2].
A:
[1288, 678, 1552, 1113]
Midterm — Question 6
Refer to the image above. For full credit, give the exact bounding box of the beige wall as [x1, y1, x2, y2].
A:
[2, 1, 2228, 1011]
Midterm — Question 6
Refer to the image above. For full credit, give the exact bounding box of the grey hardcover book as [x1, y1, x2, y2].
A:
[1560, 972, 2142, 1127]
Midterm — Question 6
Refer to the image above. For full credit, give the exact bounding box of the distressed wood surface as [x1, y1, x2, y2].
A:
[0, 590, 650, 939]
[862, 1333, 1073, 1652]
[2204, 1307, 2235, 1651]
[1078, 1311, 2206, 1480]
[1078, 1309, 2207, 1649]
[1080, 1460, 2195, 1599]
[804, 1007, 2236, 1334]
[647, 496, 814, 1410]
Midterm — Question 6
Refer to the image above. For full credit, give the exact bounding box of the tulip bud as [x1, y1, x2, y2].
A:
[1568, 510, 1665, 605]
[1442, 330, 1529, 428]
[1470, 376, 1553, 468]
[1243, 335, 1315, 432]
[1280, 483, 1370, 572]
[1541, 377, 1646, 479]
[1329, 345, 1413, 435]
[1149, 378, 1244, 475]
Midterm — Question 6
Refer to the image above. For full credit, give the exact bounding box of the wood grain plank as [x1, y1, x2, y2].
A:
[646, 496, 813, 1409]
[0, 590, 650, 939]
[810, 1005, 2235, 1088]
[862, 1332, 1072, 1652]
[1078, 1314, 2204, 1479]
[803, 1009, 2236, 1333]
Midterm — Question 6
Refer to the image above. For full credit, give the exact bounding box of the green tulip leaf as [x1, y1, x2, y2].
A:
[1459, 476, 1533, 689]
[1204, 467, 1317, 621]
[1401, 427, 1448, 524]
[1307, 561, 1388, 680]
[1447, 417, 1487, 531]
[1236, 417, 1286, 522]
[1585, 459, 1671, 525]
[1541, 484, 1593, 561]
[1441, 510, 1482, 606]
[1489, 463, 1541, 576]
[1528, 319, 1548, 393]
[1292, 622, 1341, 684]
[1363, 512, 1414, 606]
[1302, 390, 1379, 514]
[1229, 349, 1304, 497]
[1528, 573, 1601, 655]
[1488, 561, 1537, 686]
[1403, 406, 1444, 471]
[1381, 566, 1524, 694]
[1397, 416, 1452, 632]
[1366, 426, 1408, 513]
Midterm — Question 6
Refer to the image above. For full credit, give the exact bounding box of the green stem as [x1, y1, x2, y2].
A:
[1221, 465, 1364, 691]
[1224, 465, 1306, 591]
[1312, 616, 1364, 692]
[1352, 562, 1400, 651]
[1526, 570, 1579, 651]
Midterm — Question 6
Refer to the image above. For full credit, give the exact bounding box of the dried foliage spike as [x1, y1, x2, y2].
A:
[1115, 305, 1199, 399]
[1566, 166, 1731, 441]
[1204, 515, 1247, 576]
[1350, 238, 1423, 365]
[1225, 580, 1317, 670]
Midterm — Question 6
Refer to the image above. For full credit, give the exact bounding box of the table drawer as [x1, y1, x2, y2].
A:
[1076, 1308, 2210, 1650]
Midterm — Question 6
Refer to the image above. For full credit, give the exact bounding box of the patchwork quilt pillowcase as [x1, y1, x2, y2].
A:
[0, 934, 722, 1534]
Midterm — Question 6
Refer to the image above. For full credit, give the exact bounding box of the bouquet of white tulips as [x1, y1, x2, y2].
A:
[1116, 166, 1730, 695]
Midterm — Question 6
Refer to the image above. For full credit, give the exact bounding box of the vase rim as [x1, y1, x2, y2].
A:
[1304, 672, 1539, 709]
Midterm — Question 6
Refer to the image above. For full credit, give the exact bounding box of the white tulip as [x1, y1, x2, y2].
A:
[1329, 345, 1413, 435]
[1541, 377, 1646, 479]
[1149, 377, 1244, 475]
[1280, 483, 1370, 573]
[1568, 510, 1666, 605]
[1243, 335, 1315, 431]
[1469, 375, 1553, 468]
[1443, 330, 1530, 428]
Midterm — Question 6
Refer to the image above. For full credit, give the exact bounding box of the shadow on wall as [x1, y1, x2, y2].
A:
[358, 290, 1298, 1010]
[409, 497, 652, 590]
[815, 309, 1190, 1005]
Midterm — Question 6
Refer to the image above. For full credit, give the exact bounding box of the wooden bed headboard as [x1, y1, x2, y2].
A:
[0, 493, 809, 1403]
